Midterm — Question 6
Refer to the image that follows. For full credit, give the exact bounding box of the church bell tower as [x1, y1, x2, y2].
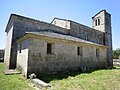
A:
[92, 10, 113, 67]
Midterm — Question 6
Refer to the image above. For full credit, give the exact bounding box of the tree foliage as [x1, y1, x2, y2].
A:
[113, 48, 120, 59]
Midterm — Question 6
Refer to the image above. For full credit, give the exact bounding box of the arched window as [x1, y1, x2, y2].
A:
[98, 18, 100, 25]
[95, 18, 101, 26]
[84, 33, 91, 41]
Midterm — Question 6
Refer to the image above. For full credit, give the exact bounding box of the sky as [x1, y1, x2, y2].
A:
[0, 0, 120, 50]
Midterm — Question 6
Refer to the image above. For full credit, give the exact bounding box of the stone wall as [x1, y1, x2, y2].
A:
[70, 21, 104, 45]
[17, 34, 107, 77]
[14, 16, 69, 41]
[4, 26, 13, 68]
[17, 39, 29, 77]
[5, 14, 69, 69]
[51, 18, 70, 29]
[51, 18, 105, 45]
[51, 10, 113, 67]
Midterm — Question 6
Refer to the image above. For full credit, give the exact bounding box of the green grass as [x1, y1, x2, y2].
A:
[47, 68, 120, 90]
[0, 62, 34, 90]
[1, 62, 120, 90]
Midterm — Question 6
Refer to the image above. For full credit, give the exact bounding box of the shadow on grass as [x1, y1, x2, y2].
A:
[113, 66, 120, 69]
[36, 66, 120, 83]
[37, 70, 95, 83]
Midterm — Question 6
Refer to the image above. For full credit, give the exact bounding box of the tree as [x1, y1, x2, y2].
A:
[113, 48, 120, 59]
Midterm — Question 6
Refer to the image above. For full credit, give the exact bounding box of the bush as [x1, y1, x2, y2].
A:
[113, 48, 120, 59]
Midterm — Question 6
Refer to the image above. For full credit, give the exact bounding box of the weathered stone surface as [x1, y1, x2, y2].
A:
[16, 34, 107, 77]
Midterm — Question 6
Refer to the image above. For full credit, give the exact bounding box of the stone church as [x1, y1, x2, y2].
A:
[4, 10, 112, 77]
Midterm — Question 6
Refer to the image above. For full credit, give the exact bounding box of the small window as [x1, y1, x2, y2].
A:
[19, 43, 22, 53]
[95, 19, 97, 26]
[77, 46, 83, 56]
[96, 48, 100, 57]
[47, 43, 52, 54]
[98, 19, 100, 25]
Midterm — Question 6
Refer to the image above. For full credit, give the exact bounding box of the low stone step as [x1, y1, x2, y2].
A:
[3, 69, 21, 75]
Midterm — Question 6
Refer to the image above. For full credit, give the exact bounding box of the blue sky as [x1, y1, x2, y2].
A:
[0, 0, 120, 50]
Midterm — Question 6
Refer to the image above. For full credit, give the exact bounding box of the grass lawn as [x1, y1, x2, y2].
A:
[0, 62, 34, 90]
[1, 62, 120, 90]
[47, 67, 120, 90]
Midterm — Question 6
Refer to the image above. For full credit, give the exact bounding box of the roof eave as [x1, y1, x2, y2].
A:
[17, 32, 107, 48]
[5, 14, 16, 32]
[92, 9, 106, 19]
[51, 17, 70, 24]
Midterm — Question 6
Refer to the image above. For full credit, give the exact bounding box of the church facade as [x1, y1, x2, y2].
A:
[4, 10, 112, 77]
